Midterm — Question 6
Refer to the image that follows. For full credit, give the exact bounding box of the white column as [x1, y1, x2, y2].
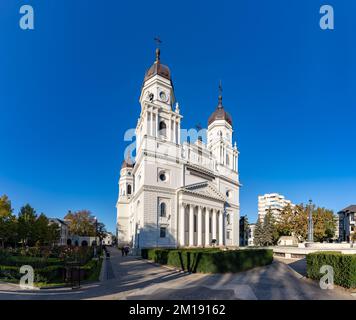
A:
[197, 206, 203, 247]
[178, 120, 181, 144]
[150, 111, 153, 136]
[179, 203, 186, 247]
[189, 205, 194, 247]
[219, 211, 224, 246]
[205, 208, 210, 246]
[155, 112, 159, 137]
[173, 119, 177, 144]
[212, 209, 217, 242]
[168, 116, 172, 141]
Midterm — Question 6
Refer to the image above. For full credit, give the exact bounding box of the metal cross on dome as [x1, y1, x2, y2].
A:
[154, 36, 162, 47]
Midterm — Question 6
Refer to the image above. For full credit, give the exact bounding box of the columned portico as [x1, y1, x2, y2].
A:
[178, 195, 224, 248]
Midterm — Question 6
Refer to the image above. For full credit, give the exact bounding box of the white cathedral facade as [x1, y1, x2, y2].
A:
[116, 48, 240, 249]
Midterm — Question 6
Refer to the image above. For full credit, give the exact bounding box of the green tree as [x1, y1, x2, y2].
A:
[263, 208, 278, 246]
[254, 218, 264, 246]
[18, 204, 37, 246]
[34, 213, 50, 245]
[96, 222, 107, 244]
[276, 204, 295, 237]
[64, 210, 96, 236]
[0, 195, 17, 248]
[47, 223, 60, 246]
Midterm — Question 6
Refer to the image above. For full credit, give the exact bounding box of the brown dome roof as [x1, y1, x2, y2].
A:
[144, 48, 171, 82]
[208, 95, 233, 126]
[121, 158, 134, 169]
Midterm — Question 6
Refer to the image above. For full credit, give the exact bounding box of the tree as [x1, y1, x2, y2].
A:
[47, 223, 60, 246]
[313, 207, 335, 242]
[64, 210, 96, 236]
[34, 213, 50, 245]
[277, 203, 336, 242]
[18, 204, 37, 246]
[96, 222, 107, 244]
[262, 208, 278, 246]
[276, 204, 295, 237]
[254, 218, 264, 246]
[0, 195, 17, 248]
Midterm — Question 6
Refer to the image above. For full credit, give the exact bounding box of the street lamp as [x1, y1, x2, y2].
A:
[94, 216, 98, 258]
[307, 199, 314, 243]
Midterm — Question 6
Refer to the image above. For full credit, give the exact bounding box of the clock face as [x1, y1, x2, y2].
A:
[159, 91, 167, 102]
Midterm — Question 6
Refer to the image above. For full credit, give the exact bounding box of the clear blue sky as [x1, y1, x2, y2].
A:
[1, 0, 355, 232]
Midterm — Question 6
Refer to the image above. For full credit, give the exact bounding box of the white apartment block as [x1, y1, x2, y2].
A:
[258, 193, 294, 222]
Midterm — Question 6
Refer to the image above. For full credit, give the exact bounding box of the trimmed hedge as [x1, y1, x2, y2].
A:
[306, 252, 356, 288]
[141, 248, 273, 273]
[0, 256, 63, 268]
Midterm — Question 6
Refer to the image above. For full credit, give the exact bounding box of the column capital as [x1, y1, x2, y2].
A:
[181, 202, 189, 208]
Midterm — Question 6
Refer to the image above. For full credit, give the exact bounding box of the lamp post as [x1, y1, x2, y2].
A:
[94, 216, 98, 258]
[307, 199, 314, 243]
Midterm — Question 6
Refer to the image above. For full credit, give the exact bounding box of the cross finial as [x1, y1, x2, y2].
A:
[218, 80, 223, 108]
[154, 36, 162, 47]
[154, 37, 162, 62]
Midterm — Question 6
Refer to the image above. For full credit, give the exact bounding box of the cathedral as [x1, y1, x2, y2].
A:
[116, 48, 240, 249]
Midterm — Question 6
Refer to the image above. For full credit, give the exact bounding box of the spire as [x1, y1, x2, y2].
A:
[154, 36, 162, 63]
[218, 80, 223, 109]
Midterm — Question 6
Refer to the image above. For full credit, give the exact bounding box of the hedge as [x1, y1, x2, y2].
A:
[306, 252, 356, 288]
[0, 256, 63, 268]
[0, 258, 101, 284]
[141, 248, 273, 273]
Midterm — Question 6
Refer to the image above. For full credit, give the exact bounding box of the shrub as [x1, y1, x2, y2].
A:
[306, 252, 356, 288]
[141, 248, 273, 273]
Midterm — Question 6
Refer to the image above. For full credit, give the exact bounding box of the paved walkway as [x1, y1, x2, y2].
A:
[0, 247, 354, 300]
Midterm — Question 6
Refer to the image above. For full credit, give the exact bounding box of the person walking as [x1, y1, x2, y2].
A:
[124, 245, 130, 256]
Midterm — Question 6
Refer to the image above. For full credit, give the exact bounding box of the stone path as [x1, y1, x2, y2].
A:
[0, 247, 354, 300]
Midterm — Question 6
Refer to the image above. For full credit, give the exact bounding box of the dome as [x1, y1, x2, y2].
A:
[121, 158, 134, 169]
[208, 95, 233, 126]
[144, 48, 171, 82]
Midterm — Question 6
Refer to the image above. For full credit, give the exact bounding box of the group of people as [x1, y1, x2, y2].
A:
[120, 245, 130, 256]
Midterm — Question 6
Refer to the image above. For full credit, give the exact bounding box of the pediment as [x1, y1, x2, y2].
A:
[182, 181, 225, 202]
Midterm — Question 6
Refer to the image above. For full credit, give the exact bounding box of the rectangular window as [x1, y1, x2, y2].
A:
[227, 231, 230, 240]
[160, 227, 166, 238]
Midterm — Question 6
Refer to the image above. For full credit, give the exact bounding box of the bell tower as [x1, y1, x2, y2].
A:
[207, 83, 238, 172]
[135, 46, 182, 155]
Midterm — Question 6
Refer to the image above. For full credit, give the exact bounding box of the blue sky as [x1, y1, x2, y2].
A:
[0, 0, 355, 232]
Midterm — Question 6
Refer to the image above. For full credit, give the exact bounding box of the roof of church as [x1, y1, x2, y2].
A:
[144, 48, 171, 82]
[121, 157, 135, 169]
[208, 94, 233, 126]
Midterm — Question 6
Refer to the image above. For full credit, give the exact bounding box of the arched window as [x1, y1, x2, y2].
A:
[160, 202, 166, 217]
[127, 184, 132, 195]
[226, 154, 230, 166]
[159, 121, 167, 136]
[226, 214, 230, 225]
